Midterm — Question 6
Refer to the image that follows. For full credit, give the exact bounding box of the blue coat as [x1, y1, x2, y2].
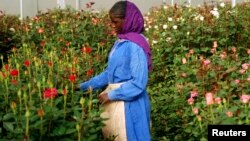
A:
[80, 39, 151, 141]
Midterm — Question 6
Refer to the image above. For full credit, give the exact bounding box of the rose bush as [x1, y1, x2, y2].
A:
[145, 1, 250, 140]
[0, 1, 249, 141]
[0, 6, 115, 141]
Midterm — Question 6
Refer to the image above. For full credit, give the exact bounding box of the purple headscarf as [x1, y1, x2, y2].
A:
[117, 1, 152, 71]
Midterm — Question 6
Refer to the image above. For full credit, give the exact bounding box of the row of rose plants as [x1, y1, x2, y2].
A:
[0, 1, 250, 141]
[0, 6, 115, 141]
[145, 1, 250, 140]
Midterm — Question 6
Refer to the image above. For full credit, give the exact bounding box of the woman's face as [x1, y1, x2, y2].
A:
[110, 14, 124, 34]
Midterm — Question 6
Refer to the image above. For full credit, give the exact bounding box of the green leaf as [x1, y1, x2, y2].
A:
[3, 113, 14, 120]
[53, 126, 67, 136]
[3, 122, 14, 132]
[221, 118, 235, 124]
[65, 129, 76, 135]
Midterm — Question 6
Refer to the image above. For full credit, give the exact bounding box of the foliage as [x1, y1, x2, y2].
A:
[145, 1, 250, 140]
[0, 1, 250, 141]
[0, 7, 115, 140]
[0, 14, 21, 68]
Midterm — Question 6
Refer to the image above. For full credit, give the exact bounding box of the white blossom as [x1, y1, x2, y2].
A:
[220, 2, 225, 8]
[199, 16, 204, 21]
[173, 25, 178, 30]
[9, 28, 15, 32]
[163, 24, 168, 29]
[166, 37, 171, 42]
[168, 17, 173, 22]
[210, 8, 219, 19]
[152, 40, 158, 44]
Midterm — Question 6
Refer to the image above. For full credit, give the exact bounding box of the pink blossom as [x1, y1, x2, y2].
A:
[203, 59, 211, 66]
[199, 55, 204, 60]
[242, 63, 249, 70]
[206, 92, 214, 106]
[247, 77, 250, 82]
[203, 59, 211, 65]
[234, 79, 240, 84]
[190, 90, 198, 98]
[213, 41, 218, 48]
[232, 47, 237, 53]
[220, 52, 227, 59]
[226, 111, 233, 117]
[215, 97, 221, 104]
[240, 94, 250, 104]
[189, 49, 194, 54]
[193, 107, 199, 115]
[211, 48, 216, 54]
[239, 69, 246, 74]
[182, 58, 187, 64]
[187, 97, 194, 105]
[247, 48, 250, 54]
[181, 72, 187, 78]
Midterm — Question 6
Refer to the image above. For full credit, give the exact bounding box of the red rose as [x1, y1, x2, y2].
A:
[10, 69, 19, 77]
[81, 46, 92, 54]
[86, 69, 94, 76]
[5, 64, 9, 71]
[69, 74, 76, 83]
[43, 88, 58, 99]
[24, 60, 31, 67]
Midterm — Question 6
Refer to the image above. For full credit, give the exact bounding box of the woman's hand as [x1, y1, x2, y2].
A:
[98, 92, 110, 104]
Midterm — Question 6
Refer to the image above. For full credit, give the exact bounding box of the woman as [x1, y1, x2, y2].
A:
[79, 1, 152, 141]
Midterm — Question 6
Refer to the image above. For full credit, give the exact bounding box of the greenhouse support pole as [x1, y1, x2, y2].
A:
[76, 0, 80, 10]
[37, 0, 39, 13]
[20, 0, 23, 19]
[188, 0, 191, 5]
[232, 0, 236, 7]
[171, 0, 174, 6]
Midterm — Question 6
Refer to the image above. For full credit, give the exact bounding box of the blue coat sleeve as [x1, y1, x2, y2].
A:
[108, 44, 148, 101]
[79, 69, 109, 91]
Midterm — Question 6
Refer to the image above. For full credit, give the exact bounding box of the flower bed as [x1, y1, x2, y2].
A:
[0, 1, 249, 140]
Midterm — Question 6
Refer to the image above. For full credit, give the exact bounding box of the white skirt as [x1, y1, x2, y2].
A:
[100, 83, 127, 141]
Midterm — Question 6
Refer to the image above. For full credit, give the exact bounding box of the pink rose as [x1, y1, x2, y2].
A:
[213, 41, 218, 48]
[190, 90, 198, 98]
[220, 52, 227, 59]
[187, 97, 194, 105]
[247, 48, 250, 54]
[242, 63, 249, 70]
[234, 79, 240, 84]
[189, 49, 194, 54]
[206, 92, 214, 106]
[182, 58, 187, 64]
[247, 77, 250, 82]
[240, 94, 250, 104]
[226, 111, 233, 117]
[215, 97, 221, 104]
[203, 59, 211, 66]
[193, 107, 199, 115]
[232, 47, 236, 53]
